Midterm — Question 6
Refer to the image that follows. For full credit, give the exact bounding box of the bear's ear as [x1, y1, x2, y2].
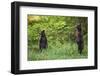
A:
[43, 30, 45, 32]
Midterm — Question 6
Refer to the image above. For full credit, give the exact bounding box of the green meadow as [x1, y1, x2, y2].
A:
[27, 15, 88, 61]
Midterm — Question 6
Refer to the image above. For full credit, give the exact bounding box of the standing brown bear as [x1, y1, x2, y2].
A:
[75, 24, 84, 54]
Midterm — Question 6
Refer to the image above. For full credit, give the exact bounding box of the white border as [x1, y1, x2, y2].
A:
[20, 6, 95, 70]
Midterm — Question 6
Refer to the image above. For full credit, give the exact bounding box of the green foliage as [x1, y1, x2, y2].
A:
[27, 15, 88, 60]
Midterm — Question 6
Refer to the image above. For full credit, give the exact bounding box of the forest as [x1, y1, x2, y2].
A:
[27, 15, 88, 61]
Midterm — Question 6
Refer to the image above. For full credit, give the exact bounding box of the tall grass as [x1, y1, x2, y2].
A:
[28, 41, 88, 61]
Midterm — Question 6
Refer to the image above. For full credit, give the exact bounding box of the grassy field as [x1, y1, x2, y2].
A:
[28, 42, 88, 61]
[27, 15, 88, 61]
